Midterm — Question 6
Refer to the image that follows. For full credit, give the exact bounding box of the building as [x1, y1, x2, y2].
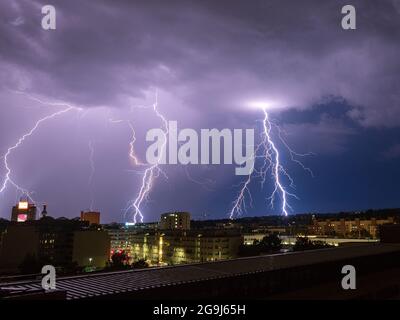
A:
[129, 230, 243, 265]
[242, 227, 288, 245]
[106, 213, 241, 266]
[107, 229, 243, 266]
[280, 235, 378, 246]
[309, 216, 395, 238]
[80, 211, 100, 225]
[0, 210, 110, 273]
[243, 233, 267, 245]
[107, 226, 137, 257]
[0, 219, 9, 252]
[160, 212, 190, 230]
[11, 200, 37, 222]
[72, 229, 110, 268]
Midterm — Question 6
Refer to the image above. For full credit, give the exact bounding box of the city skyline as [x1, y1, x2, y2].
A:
[0, 0, 400, 223]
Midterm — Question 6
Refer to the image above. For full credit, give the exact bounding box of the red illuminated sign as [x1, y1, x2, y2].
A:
[17, 214, 28, 222]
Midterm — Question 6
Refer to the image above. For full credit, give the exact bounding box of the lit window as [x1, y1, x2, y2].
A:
[18, 201, 29, 210]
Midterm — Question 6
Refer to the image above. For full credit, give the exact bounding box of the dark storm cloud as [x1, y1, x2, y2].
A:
[282, 115, 357, 155]
[1, 0, 400, 126]
[1, 0, 400, 221]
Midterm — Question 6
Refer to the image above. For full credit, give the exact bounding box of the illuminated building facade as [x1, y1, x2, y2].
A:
[106, 222, 160, 258]
[108, 212, 241, 265]
[309, 216, 395, 238]
[127, 230, 242, 266]
[80, 211, 101, 225]
[11, 200, 37, 222]
[107, 227, 136, 257]
[243, 233, 268, 245]
[160, 212, 191, 230]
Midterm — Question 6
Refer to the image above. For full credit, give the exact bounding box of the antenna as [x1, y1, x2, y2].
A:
[41, 203, 48, 217]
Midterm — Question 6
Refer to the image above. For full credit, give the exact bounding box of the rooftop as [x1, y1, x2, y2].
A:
[1, 243, 400, 300]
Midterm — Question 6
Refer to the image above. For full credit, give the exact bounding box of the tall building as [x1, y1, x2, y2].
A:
[160, 212, 191, 230]
[105, 222, 160, 258]
[11, 200, 37, 222]
[107, 227, 136, 257]
[0, 207, 110, 273]
[80, 211, 101, 225]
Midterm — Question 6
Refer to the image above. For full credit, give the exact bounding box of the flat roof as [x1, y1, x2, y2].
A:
[1, 243, 399, 300]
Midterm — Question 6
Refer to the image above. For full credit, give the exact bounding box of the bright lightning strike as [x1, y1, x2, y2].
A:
[108, 119, 143, 166]
[261, 109, 295, 216]
[125, 92, 169, 224]
[229, 105, 313, 219]
[0, 106, 78, 203]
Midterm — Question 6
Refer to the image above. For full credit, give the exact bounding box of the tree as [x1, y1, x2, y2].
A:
[238, 233, 282, 257]
[110, 251, 130, 269]
[259, 233, 282, 253]
[293, 237, 333, 252]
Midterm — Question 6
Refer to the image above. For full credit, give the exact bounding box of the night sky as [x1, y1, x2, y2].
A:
[0, 0, 399, 223]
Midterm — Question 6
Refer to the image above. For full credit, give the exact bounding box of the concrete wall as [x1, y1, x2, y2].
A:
[72, 230, 110, 268]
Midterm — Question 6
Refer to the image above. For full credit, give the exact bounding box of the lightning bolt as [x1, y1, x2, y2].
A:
[261, 109, 296, 216]
[88, 140, 95, 211]
[228, 169, 255, 219]
[229, 108, 313, 219]
[108, 119, 143, 166]
[184, 166, 216, 192]
[0, 106, 78, 203]
[124, 92, 169, 224]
